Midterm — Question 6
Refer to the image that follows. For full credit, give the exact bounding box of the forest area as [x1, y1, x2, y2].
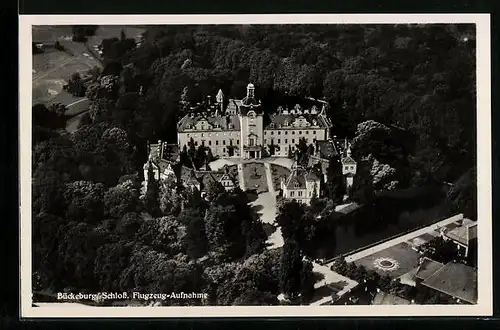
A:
[32, 24, 477, 305]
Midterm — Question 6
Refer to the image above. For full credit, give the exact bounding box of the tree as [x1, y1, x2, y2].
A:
[136, 216, 184, 255]
[94, 240, 135, 292]
[326, 155, 346, 202]
[421, 237, 464, 264]
[181, 207, 209, 259]
[63, 181, 105, 224]
[104, 180, 140, 218]
[57, 221, 107, 290]
[159, 176, 182, 216]
[66, 72, 86, 96]
[279, 240, 303, 300]
[299, 259, 315, 304]
[275, 200, 315, 253]
[144, 164, 160, 216]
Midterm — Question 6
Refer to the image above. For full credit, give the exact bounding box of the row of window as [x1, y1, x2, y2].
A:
[266, 130, 317, 136]
[289, 190, 314, 198]
[264, 138, 308, 145]
[194, 140, 240, 147]
[188, 132, 238, 138]
[344, 165, 356, 171]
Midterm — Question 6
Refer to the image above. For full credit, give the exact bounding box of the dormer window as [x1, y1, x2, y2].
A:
[294, 182, 300, 188]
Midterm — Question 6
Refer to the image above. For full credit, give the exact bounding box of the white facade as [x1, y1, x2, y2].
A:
[177, 83, 331, 160]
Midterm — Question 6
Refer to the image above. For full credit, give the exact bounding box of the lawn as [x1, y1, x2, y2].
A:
[270, 164, 291, 192]
[242, 163, 268, 193]
[226, 164, 240, 188]
[353, 242, 420, 279]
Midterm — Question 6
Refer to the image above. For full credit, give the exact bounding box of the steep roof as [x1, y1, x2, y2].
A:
[285, 170, 319, 190]
[179, 166, 199, 186]
[341, 155, 356, 165]
[445, 221, 477, 246]
[372, 291, 411, 305]
[415, 257, 444, 281]
[177, 113, 240, 132]
[265, 113, 330, 130]
[315, 140, 338, 159]
[421, 262, 477, 304]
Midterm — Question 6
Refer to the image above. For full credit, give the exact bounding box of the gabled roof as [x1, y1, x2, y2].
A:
[341, 155, 356, 165]
[445, 221, 477, 246]
[179, 166, 199, 186]
[264, 113, 330, 130]
[177, 113, 240, 132]
[372, 291, 411, 305]
[285, 172, 306, 190]
[315, 140, 338, 159]
[415, 257, 444, 281]
[421, 262, 477, 304]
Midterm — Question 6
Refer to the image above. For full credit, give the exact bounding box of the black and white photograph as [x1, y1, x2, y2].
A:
[20, 14, 492, 317]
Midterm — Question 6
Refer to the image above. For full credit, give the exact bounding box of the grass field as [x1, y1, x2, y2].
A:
[353, 242, 420, 278]
[31, 25, 145, 105]
[243, 163, 268, 193]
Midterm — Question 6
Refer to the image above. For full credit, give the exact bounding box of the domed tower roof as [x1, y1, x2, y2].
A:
[239, 82, 262, 114]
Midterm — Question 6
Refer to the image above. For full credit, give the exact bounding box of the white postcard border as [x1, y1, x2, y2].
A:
[19, 13, 492, 318]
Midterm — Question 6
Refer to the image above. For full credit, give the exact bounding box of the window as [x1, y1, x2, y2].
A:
[208, 141, 212, 146]
[290, 191, 295, 197]
[292, 139, 295, 144]
[299, 131, 302, 135]
[201, 133, 204, 137]
[313, 131, 316, 135]
[216, 140, 219, 145]
[285, 131, 288, 135]
[237, 140, 239, 144]
[229, 139, 233, 146]
[223, 140, 226, 145]
[264, 139, 267, 144]
[195, 141, 198, 146]
[292, 131, 295, 135]
[285, 139, 288, 144]
[278, 131, 281, 135]
[298, 191, 303, 197]
[309, 191, 312, 197]
[223, 148, 226, 153]
[271, 131, 274, 135]
[278, 139, 281, 144]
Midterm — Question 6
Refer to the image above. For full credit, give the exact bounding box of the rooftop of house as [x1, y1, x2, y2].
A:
[421, 262, 478, 304]
[372, 291, 411, 305]
[415, 257, 444, 281]
[315, 140, 338, 159]
[341, 155, 357, 165]
[265, 112, 330, 130]
[284, 169, 320, 190]
[177, 112, 241, 132]
[444, 220, 477, 246]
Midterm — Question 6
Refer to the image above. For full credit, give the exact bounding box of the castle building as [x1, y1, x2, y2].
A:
[177, 83, 332, 160]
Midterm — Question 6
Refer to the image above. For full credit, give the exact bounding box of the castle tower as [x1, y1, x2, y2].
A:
[238, 83, 263, 159]
[216, 89, 224, 114]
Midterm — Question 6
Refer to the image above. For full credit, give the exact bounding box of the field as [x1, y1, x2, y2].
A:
[31, 25, 145, 105]
[242, 163, 268, 193]
[353, 242, 420, 279]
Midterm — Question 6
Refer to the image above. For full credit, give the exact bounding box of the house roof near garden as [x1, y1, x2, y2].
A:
[421, 262, 477, 304]
[372, 291, 411, 305]
[415, 257, 444, 281]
